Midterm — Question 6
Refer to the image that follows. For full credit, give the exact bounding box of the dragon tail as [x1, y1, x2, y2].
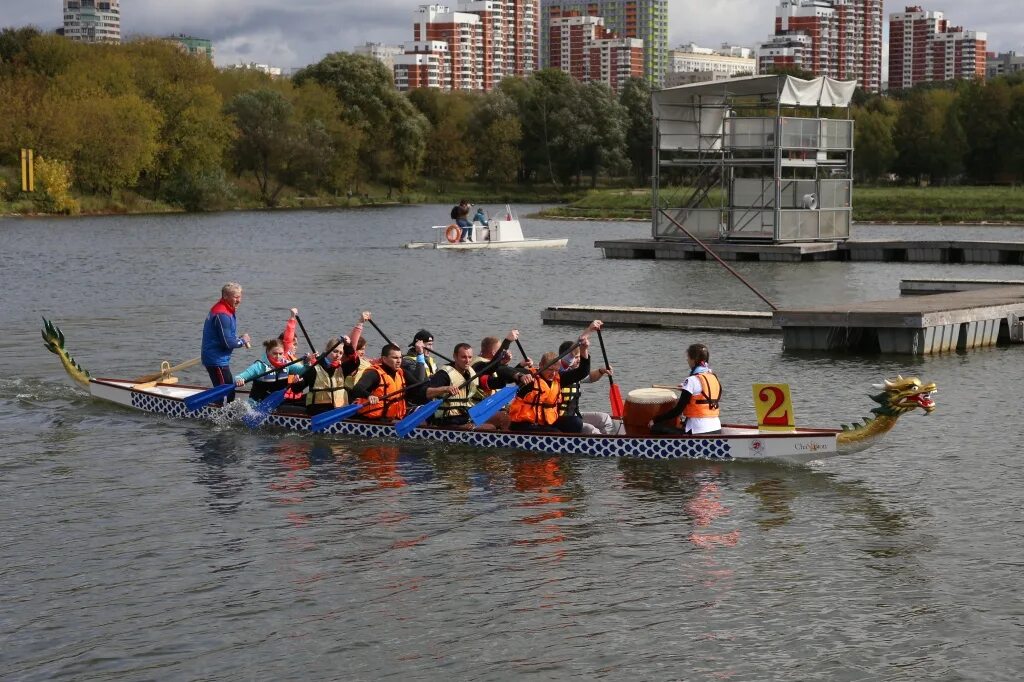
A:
[41, 317, 91, 387]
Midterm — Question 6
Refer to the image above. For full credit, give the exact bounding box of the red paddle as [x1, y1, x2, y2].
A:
[595, 328, 624, 418]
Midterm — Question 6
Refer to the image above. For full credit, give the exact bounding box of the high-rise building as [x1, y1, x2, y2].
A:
[62, 0, 121, 44]
[889, 6, 986, 90]
[548, 14, 643, 93]
[757, 0, 882, 92]
[541, 0, 668, 87]
[404, 2, 540, 91]
[166, 35, 214, 61]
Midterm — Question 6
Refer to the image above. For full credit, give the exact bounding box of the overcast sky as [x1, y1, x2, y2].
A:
[8, 1, 1024, 74]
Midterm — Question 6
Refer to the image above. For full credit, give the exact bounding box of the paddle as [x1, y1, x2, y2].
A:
[366, 318, 395, 346]
[596, 328, 624, 419]
[370, 318, 454, 365]
[468, 340, 582, 426]
[185, 339, 337, 412]
[294, 314, 316, 352]
[309, 377, 431, 432]
[132, 357, 201, 385]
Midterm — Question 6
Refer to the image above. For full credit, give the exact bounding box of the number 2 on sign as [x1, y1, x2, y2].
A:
[752, 383, 796, 431]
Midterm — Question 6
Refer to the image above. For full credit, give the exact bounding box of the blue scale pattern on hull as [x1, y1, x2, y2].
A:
[129, 391, 733, 461]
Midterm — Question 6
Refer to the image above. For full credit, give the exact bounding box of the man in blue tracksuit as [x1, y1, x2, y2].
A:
[201, 282, 251, 388]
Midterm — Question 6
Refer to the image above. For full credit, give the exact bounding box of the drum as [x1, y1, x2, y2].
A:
[622, 387, 679, 436]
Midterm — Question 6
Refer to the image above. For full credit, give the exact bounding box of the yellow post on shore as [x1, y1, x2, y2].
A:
[20, 148, 34, 192]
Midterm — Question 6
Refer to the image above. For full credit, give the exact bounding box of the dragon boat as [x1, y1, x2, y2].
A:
[43, 320, 936, 465]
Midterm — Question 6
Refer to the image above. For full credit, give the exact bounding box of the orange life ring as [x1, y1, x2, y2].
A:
[445, 224, 461, 243]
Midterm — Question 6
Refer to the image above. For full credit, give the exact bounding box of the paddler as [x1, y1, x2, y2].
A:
[556, 320, 614, 435]
[348, 344, 407, 422]
[293, 337, 351, 416]
[233, 339, 315, 403]
[508, 335, 593, 433]
[401, 330, 439, 405]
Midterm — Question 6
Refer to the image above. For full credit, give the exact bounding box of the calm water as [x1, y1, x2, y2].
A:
[1, 207, 1023, 680]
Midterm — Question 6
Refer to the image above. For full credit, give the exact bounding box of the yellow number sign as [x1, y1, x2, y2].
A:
[752, 383, 795, 431]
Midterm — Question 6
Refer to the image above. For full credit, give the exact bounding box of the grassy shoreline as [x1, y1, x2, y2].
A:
[5, 184, 1024, 226]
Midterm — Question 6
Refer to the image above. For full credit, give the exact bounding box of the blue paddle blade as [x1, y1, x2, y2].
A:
[242, 388, 287, 428]
[394, 399, 441, 438]
[468, 384, 517, 425]
[184, 382, 234, 412]
[309, 402, 365, 432]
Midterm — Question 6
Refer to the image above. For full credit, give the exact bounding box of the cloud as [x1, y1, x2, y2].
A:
[7, 0, 1024, 71]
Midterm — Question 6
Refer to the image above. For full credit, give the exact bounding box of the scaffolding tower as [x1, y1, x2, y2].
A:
[652, 75, 857, 243]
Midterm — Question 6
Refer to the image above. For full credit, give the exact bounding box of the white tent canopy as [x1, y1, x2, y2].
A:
[653, 75, 857, 152]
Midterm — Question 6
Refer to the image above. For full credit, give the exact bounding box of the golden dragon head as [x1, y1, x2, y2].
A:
[869, 376, 937, 418]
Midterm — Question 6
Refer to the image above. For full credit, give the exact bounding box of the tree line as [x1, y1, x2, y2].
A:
[0, 27, 652, 212]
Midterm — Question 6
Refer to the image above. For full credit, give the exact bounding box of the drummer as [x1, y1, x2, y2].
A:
[649, 342, 722, 435]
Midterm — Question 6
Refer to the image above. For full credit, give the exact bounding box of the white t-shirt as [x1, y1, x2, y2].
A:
[680, 373, 721, 434]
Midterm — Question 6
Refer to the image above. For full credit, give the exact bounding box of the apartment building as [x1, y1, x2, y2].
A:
[355, 42, 406, 71]
[398, 2, 539, 92]
[548, 14, 641, 93]
[757, 0, 882, 92]
[62, 0, 121, 44]
[987, 51, 1024, 80]
[541, 0, 668, 86]
[666, 43, 756, 87]
[889, 6, 986, 90]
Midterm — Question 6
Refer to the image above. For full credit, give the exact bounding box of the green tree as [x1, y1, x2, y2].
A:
[574, 82, 628, 187]
[619, 78, 652, 184]
[467, 90, 521, 186]
[293, 52, 429, 191]
[852, 102, 897, 182]
[225, 88, 297, 206]
[501, 69, 581, 186]
[893, 89, 966, 185]
[72, 93, 162, 194]
[409, 89, 475, 192]
[957, 79, 1013, 183]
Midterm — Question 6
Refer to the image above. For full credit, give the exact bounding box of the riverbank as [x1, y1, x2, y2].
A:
[5, 182, 1024, 225]
[535, 186, 1024, 225]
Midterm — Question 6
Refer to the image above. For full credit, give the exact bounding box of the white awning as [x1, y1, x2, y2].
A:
[653, 75, 856, 152]
[653, 75, 856, 111]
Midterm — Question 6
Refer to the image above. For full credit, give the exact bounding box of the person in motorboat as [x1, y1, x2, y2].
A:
[450, 199, 472, 242]
[424, 330, 530, 429]
[468, 206, 489, 242]
[348, 343, 408, 422]
[508, 336, 594, 434]
[201, 282, 251, 391]
[556, 321, 615, 435]
[649, 343, 722, 435]
[401, 330, 439, 405]
[233, 339, 315, 404]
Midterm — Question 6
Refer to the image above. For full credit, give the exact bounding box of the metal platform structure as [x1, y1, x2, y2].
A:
[653, 75, 857, 244]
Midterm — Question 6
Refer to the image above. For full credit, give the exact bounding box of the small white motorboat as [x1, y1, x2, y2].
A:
[405, 206, 568, 250]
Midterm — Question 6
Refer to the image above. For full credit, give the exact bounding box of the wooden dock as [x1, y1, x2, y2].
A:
[595, 238, 1024, 264]
[543, 287, 1024, 355]
[542, 305, 776, 332]
[774, 286, 1024, 354]
[900, 278, 1024, 295]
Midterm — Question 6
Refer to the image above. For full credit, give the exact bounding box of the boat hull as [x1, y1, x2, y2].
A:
[89, 379, 840, 464]
[405, 238, 568, 250]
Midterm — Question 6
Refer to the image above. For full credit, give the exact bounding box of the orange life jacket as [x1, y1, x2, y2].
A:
[682, 372, 721, 418]
[508, 370, 561, 425]
[359, 365, 406, 420]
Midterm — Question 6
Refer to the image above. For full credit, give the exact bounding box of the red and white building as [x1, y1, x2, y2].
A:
[394, 41, 451, 91]
[757, 0, 882, 92]
[397, 2, 540, 92]
[548, 13, 643, 92]
[888, 6, 986, 90]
